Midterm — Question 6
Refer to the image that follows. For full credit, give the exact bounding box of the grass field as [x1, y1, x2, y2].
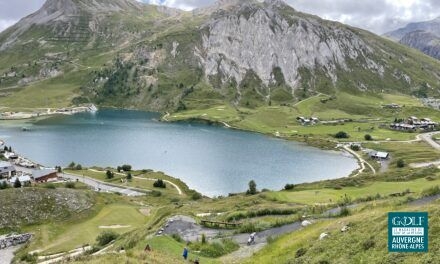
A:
[266, 175, 440, 205]
[25, 200, 148, 254]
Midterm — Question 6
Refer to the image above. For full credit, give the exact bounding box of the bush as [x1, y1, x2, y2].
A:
[191, 239, 239, 258]
[338, 206, 351, 217]
[65, 182, 75, 189]
[364, 134, 373, 141]
[295, 247, 308, 258]
[96, 231, 118, 246]
[362, 239, 375, 250]
[150, 190, 162, 197]
[121, 164, 132, 172]
[191, 192, 202, 200]
[284, 184, 295, 190]
[0, 181, 8, 189]
[422, 185, 440, 197]
[171, 233, 183, 242]
[44, 183, 56, 189]
[334, 131, 349, 139]
[75, 164, 83, 170]
[153, 179, 166, 188]
[201, 233, 206, 244]
[68, 162, 76, 169]
[350, 144, 360, 151]
[397, 159, 405, 168]
[126, 173, 132, 181]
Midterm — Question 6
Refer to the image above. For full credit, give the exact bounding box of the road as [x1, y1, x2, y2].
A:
[410, 131, 440, 168]
[62, 172, 145, 196]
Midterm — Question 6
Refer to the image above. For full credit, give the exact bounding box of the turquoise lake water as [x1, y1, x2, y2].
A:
[0, 110, 358, 196]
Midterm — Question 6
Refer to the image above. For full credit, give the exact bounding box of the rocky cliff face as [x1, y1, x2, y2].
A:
[385, 17, 440, 60]
[195, 0, 375, 91]
[399, 30, 440, 59]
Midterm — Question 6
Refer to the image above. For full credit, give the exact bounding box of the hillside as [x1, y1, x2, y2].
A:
[0, 0, 440, 112]
[385, 17, 440, 60]
[0, 188, 95, 228]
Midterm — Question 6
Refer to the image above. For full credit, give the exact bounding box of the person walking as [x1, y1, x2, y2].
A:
[182, 246, 189, 260]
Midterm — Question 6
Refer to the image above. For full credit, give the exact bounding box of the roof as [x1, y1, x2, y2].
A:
[32, 169, 58, 180]
[9, 175, 31, 183]
[0, 161, 14, 168]
[376, 152, 389, 158]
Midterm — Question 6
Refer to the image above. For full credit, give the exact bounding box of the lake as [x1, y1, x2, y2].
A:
[0, 110, 358, 196]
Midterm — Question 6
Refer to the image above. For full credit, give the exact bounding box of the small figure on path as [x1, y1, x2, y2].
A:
[183, 246, 188, 260]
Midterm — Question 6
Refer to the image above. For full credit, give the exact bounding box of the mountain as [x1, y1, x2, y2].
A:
[1, 0, 440, 112]
[385, 17, 440, 60]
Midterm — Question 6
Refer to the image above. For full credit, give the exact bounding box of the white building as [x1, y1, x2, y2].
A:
[0, 161, 16, 178]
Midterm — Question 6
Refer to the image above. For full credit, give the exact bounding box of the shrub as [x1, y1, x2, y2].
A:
[150, 190, 162, 197]
[422, 185, 440, 197]
[364, 134, 373, 141]
[295, 247, 308, 258]
[75, 164, 83, 170]
[201, 233, 206, 244]
[96, 231, 118, 246]
[338, 206, 350, 217]
[65, 182, 75, 189]
[171, 233, 183, 242]
[153, 179, 166, 188]
[44, 183, 56, 189]
[334, 131, 349, 139]
[68, 162, 76, 169]
[397, 159, 405, 168]
[284, 184, 295, 190]
[191, 192, 202, 200]
[0, 181, 8, 189]
[350, 144, 360, 151]
[362, 239, 375, 250]
[126, 173, 132, 181]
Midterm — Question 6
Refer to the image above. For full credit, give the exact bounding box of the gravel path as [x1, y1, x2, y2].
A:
[0, 245, 21, 264]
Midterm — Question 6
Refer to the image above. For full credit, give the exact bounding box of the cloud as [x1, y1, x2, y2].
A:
[143, 0, 440, 34]
[2, 0, 440, 34]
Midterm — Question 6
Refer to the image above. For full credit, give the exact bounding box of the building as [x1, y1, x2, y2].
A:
[369, 151, 390, 160]
[9, 175, 31, 186]
[3, 152, 18, 160]
[32, 169, 58, 183]
[0, 161, 16, 178]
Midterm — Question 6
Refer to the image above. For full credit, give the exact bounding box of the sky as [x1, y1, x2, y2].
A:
[0, 0, 440, 34]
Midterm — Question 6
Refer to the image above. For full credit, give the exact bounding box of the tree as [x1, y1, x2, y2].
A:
[14, 178, 21, 188]
[121, 164, 132, 172]
[117, 166, 122, 173]
[68, 162, 76, 169]
[75, 164, 82, 170]
[126, 172, 132, 181]
[247, 180, 257, 195]
[106, 170, 114, 179]
[350, 144, 360, 151]
[364, 134, 373, 141]
[56, 166, 62, 173]
[397, 159, 405, 168]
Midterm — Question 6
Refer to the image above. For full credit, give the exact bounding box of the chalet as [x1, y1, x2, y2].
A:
[32, 169, 58, 183]
[369, 151, 390, 160]
[9, 175, 31, 186]
[297, 116, 319, 125]
[0, 161, 16, 178]
[390, 123, 416, 131]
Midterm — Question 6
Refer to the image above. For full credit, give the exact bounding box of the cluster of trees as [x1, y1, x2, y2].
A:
[153, 179, 166, 188]
[67, 162, 83, 170]
[117, 164, 132, 172]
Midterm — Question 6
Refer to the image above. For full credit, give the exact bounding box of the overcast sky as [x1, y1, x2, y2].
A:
[1, 0, 439, 34]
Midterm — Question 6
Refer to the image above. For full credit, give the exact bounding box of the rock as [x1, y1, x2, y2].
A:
[319, 232, 328, 240]
[341, 225, 350, 232]
[301, 220, 312, 227]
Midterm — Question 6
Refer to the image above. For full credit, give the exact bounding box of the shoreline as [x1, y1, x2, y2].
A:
[0, 104, 98, 121]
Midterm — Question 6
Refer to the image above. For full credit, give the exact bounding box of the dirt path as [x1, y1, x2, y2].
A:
[342, 145, 376, 176]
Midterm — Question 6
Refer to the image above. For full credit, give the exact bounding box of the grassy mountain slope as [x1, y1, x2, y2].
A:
[0, 0, 439, 113]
